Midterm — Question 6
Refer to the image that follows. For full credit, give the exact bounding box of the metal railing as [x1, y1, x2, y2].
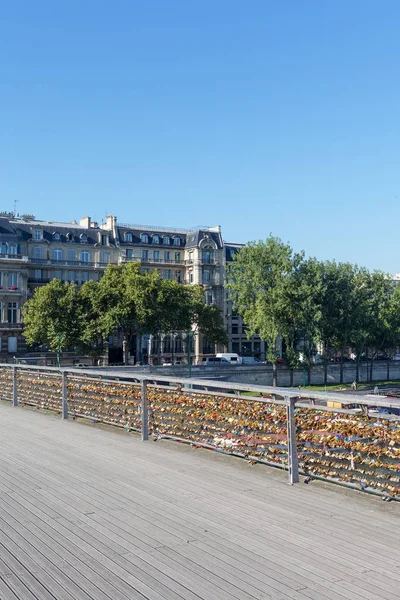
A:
[0, 363, 399, 498]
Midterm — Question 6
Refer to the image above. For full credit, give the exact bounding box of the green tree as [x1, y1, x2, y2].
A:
[22, 279, 80, 352]
[226, 236, 302, 386]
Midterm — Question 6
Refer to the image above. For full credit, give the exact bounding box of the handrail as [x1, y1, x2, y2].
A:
[0, 363, 399, 498]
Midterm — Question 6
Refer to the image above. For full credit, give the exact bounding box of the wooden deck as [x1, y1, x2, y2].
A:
[0, 402, 398, 600]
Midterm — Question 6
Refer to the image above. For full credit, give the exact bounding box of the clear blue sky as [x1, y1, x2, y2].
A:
[1, 1, 399, 272]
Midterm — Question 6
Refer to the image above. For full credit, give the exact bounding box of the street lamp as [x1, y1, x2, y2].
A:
[186, 332, 194, 377]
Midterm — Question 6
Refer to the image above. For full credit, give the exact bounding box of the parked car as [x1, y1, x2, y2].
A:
[216, 353, 242, 365]
[241, 357, 261, 364]
[201, 356, 231, 365]
[392, 354, 400, 361]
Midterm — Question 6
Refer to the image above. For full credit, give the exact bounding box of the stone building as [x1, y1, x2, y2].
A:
[0, 212, 265, 363]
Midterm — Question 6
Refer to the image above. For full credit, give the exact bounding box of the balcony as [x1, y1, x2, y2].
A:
[29, 258, 109, 268]
[0, 254, 29, 262]
[0, 322, 23, 329]
[121, 256, 185, 266]
[28, 278, 51, 285]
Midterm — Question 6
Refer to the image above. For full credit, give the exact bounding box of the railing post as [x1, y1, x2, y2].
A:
[141, 379, 148, 441]
[286, 396, 299, 484]
[12, 366, 18, 407]
[61, 371, 68, 419]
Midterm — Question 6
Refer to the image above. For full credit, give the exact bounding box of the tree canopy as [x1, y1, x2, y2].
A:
[23, 263, 226, 363]
[226, 236, 400, 383]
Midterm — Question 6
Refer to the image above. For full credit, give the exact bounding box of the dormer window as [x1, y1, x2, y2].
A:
[53, 232, 60, 241]
[66, 233, 73, 242]
[152, 235, 160, 244]
[141, 233, 149, 244]
[173, 237, 181, 246]
[34, 230, 43, 241]
[80, 233, 87, 243]
[8, 244, 17, 255]
[163, 235, 170, 245]
[124, 232, 133, 242]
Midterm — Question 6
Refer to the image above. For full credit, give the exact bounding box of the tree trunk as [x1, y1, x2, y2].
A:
[387, 359, 390, 382]
[370, 356, 373, 382]
[365, 349, 368, 382]
[355, 358, 359, 383]
[307, 366, 311, 386]
[340, 347, 345, 384]
[272, 362, 277, 387]
[290, 370, 293, 387]
[323, 339, 328, 385]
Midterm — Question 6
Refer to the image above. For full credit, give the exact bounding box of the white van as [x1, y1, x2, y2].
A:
[216, 353, 242, 365]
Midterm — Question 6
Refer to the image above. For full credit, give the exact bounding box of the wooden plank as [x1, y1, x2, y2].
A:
[0, 401, 398, 600]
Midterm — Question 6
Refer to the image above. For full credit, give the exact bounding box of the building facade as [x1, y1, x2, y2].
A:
[0, 212, 265, 363]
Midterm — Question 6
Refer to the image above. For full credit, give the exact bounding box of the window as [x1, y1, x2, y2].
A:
[33, 247, 43, 259]
[141, 233, 149, 243]
[173, 237, 180, 246]
[100, 251, 110, 263]
[205, 291, 213, 305]
[8, 273, 17, 288]
[53, 270, 62, 280]
[202, 339, 215, 354]
[175, 336, 183, 353]
[163, 236, 170, 245]
[152, 235, 160, 244]
[8, 244, 17, 255]
[232, 341, 240, 354]
[142, 250, 148, 259]
[232, 324, 239, 334]
[189, 271, 193, 283]
[67, 249, 76, 261]
[164, 251, 170, 261]
[80, 233, 87, 243]
[8, 337, 17, 353]
[124, 232, 132, 242]
[67, 270, 76, 281]
[34, 230, 42, 241]
[66, 233, 73, 242]
[153, 251, 159, 260]
[163, 336, 171, 353]
[176, 270, 182, 283]
[174, 252, 181, 262]
[53, 232, 60, 241]
[34, 269, 42, 280]
[141, 268, 150, 273]
[0, 243, 7, 254]
[202, 250, 212, 264]
[53, 248, 63, 261]
[0, 273, 2, 287]
[80, 251, 89, 263]
[126, 249, 133, 258]
[101, 234, 108, 246]
[164, 270, 172, 280]
[7, 302, 18, 323]
[81, 271, 89, 282]
[203, 269, 211, 284]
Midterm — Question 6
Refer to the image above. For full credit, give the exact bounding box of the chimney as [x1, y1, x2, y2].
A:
[101, 215, 117, 231]
[80, 216, 91, 228]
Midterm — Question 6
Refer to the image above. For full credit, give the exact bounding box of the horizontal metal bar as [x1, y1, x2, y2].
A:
[1, 363, 400, 410]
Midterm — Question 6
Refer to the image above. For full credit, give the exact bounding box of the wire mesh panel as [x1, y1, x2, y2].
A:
[67, 378, 142, 429]
[148, 387, 289, 467]
[17, 370, 63, 410]
[296, 408, 400, 496]
[0, 367, 13, 402]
